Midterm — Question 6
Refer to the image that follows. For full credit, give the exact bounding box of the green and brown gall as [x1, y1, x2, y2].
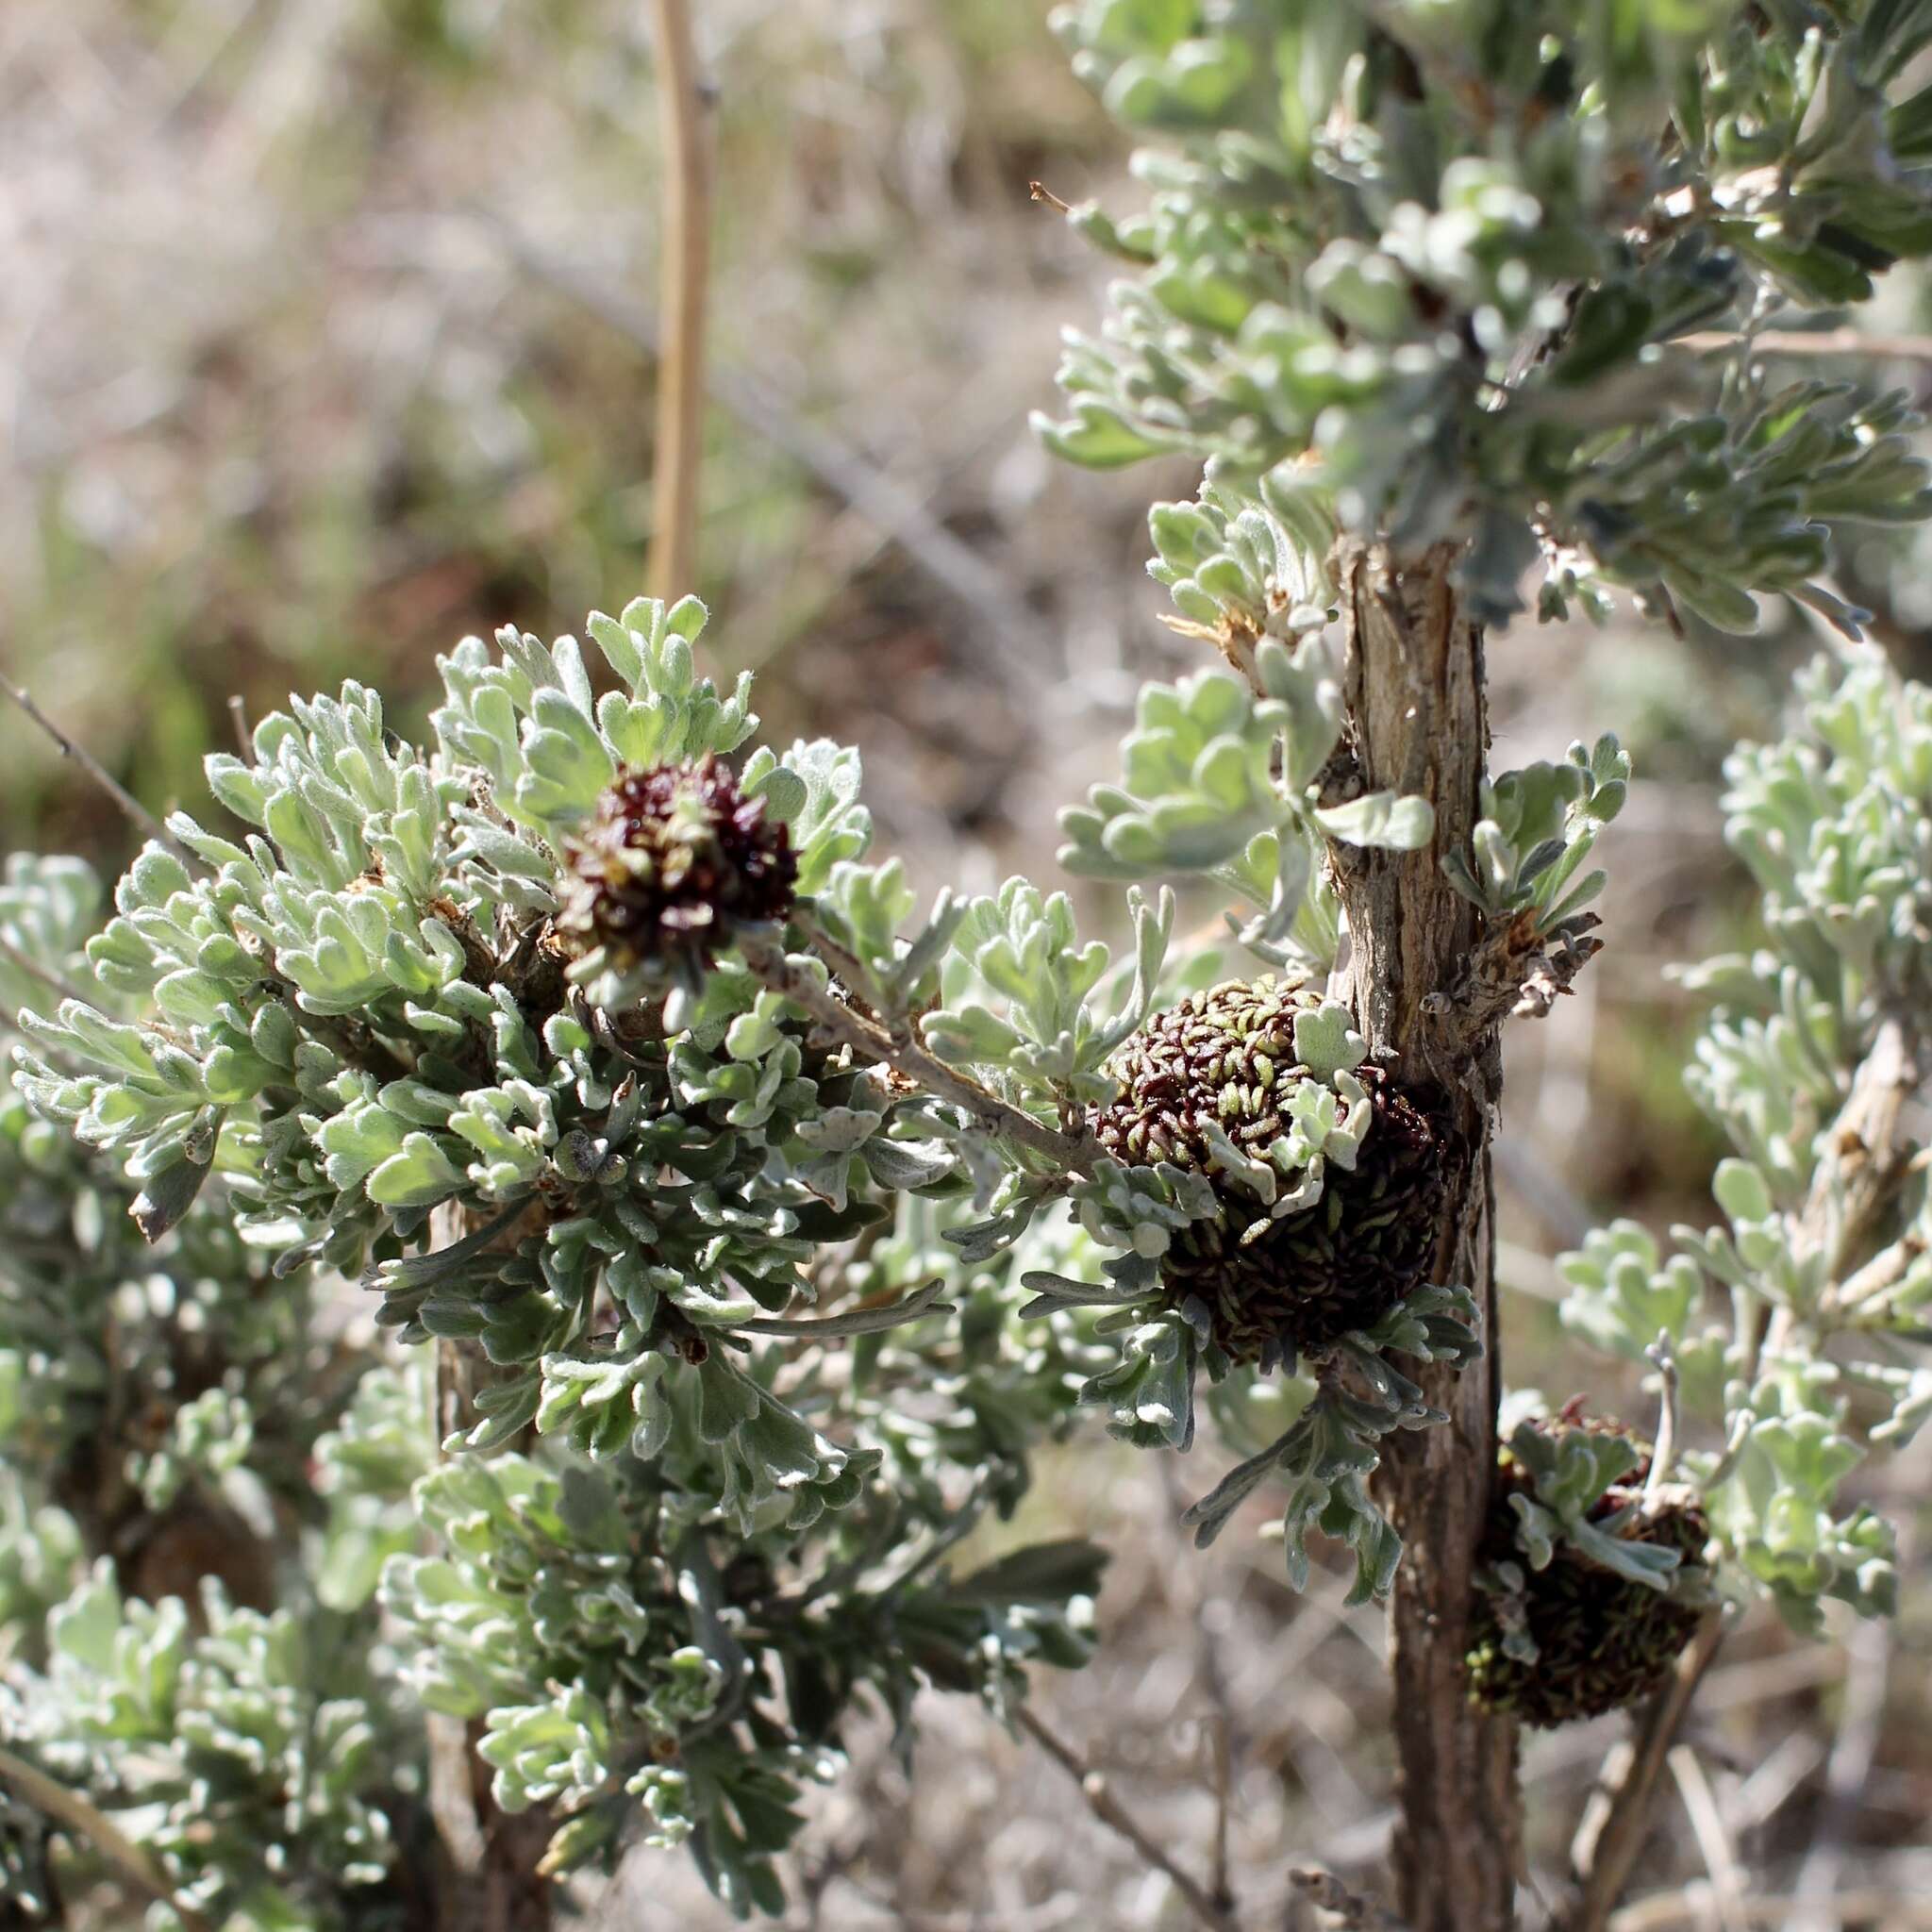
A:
[1091, 976, 1443, 1365]
[1465, 1417, 1709, 1728]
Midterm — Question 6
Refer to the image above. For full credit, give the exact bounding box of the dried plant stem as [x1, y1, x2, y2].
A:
[1641, 1338, 1681, 1507]
[1678, 326, 1932, 360]
[0, 1742, 213, 1932]
[1012, 1705, 1238, 1932]
[1666, 1746, 1746, 1932]
[737, 933, 1101, 1173]
[0, 932, 95, 1010]
[1787, 1432, 1932, 1932]
[2, 673, 196, 867]
[1565, 1609, 1726, 1932]
[646, 0, 711, 602]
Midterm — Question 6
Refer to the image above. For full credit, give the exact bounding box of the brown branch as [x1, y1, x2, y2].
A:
[1330, 539, 1518, 1932]
[736, 933, 1101, 1174]
[1012, 1705, 1238, 1932]
[1157, 1457, 1242, 1924]
[646, 0, 712, 603]
[1563, 1610, 1729, 1932]
[1666, 1746, 1747, 1932]
[0, 1744, 214, 1932]
[1811, 1015, 1920, 1306]
[2, 674, 197, 868]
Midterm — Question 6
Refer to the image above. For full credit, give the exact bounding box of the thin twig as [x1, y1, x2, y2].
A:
[1785, 1616, 1890, 1932]
[1564, 1610, 1726, 1932]
[227, 691, 253, 757]
[2, 674, 195, 866]
[646, 0, 711, 602]
[0, 931, 95, 1010]
[1011, 1704, 1238, 1932]
[1028, 179, 1073, 215]
[1676, 326, 1932, 361]
[1158, 1458, 1241, 1921]
[736, 932, 1099, 1173]
[1208, 1712, 1234, 1919]
[1666, 1746, 1747, 1932]
[0, 1743, 214, 1932]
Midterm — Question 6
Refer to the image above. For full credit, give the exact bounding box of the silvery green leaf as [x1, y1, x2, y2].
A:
[1567, 1518, 1685, 1591]
[1291, 1004, 1367, 1085]
[364, 1133, 465, 1209]
[1179, 1429, 1293, 1549]
[739, 1279, 952, 1338]
[1507, 1494, 1559, 1572]
[1314, 791, 1435, 852]
[859, 1137, 959, 1191]
[129, 1148, 217, 1242]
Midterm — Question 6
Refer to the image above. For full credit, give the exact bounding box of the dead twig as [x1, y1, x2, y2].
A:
[2, 674, 196, 867]
[1787, 1431, 1931, 1932]
[645, 0, 712, 602]
[1158, 1459, 1241, 1922]
[1012, 1704, 1238, 1932]
[0, 931, 95, 1011]
[0, 1743, 214, 1932]
[1425, 909, 1603, 1047]
[1785, 1616, 1891, 1932]
[1677, 326, 1932, 361]
[1564, 1610, 1726, 1932]
[1666, 1746, 1746, 1932]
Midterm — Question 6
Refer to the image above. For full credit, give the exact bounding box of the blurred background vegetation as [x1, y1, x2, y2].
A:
[3, 2, 1928, 1925]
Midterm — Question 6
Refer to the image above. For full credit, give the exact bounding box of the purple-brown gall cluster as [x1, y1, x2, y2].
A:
[558, 757, 796, 977]
[1464, 1416, 1708, 1727]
